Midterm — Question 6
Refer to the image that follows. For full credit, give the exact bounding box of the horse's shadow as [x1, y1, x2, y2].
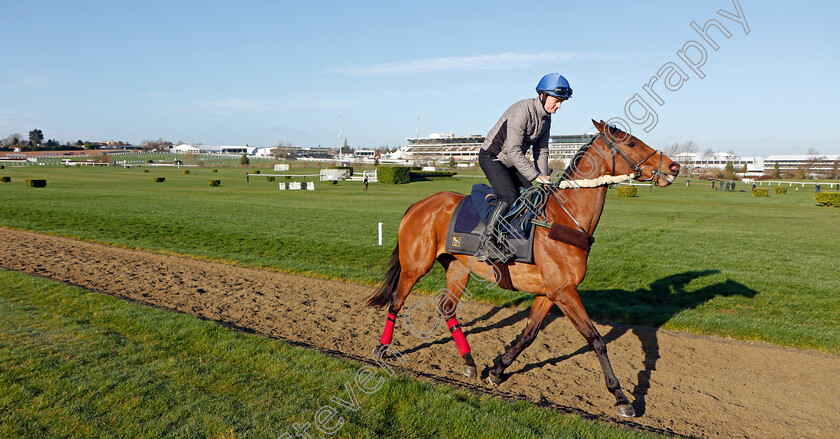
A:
[425, 269, 757, 416]
[584, 270, 758, 415]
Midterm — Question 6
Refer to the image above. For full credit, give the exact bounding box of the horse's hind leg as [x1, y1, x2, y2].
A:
[376, 243, 437, 351]
[487, 296, 554, 384]
[551, 286, 635, 418]
[438, 256, 476, 377]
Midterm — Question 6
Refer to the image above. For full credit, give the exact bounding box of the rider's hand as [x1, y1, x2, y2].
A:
[535, 175, 551, 184]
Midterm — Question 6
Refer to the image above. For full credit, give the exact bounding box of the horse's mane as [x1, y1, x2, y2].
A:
[559, 134, 599, 181]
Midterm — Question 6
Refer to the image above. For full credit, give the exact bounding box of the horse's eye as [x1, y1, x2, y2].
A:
[628, 141, 636, 147]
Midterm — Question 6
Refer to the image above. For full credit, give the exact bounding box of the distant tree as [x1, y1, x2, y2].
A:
[271, 140, 296, 160]
[773, 162, 781, 178]
[92, 153, 112, 164]
[741, 163, 748, 173]
[723, 161, 736, 180]
[140, 138, 173, 152]
[240, 154, 250, 165]
[75, 139, 84, 147]
[724, 161, 735, 174]
[803, 153, 826, 179]
[29, 129, 44, 146]
[831, 161, 839, 180]
[682, 140, 698, 154]
[5, 133, 22, 146]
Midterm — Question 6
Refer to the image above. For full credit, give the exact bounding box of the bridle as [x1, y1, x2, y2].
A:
[597, 132, 665, 182]
[540, 130, 670, 235]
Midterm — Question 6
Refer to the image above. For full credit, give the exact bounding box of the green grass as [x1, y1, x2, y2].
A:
[0, 269, 667, 439]
[0, 166, 838, 353]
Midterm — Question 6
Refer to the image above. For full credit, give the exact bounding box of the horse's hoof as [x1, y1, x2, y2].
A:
[616, 403, 636, 418]
[375, 344, 390, 358]
[462, 352, 477, 378]
[463, 365, 477, 378]
[487, 372, 503, 385]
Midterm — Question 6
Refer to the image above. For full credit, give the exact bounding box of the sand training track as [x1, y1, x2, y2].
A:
[1, 228, 838, 438]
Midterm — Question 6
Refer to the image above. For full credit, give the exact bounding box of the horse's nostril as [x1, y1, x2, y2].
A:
[669, 163, 680, 172]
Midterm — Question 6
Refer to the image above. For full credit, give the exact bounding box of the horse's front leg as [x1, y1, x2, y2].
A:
[550, 285, 635, 418]
[439, 257, 477, 378]
[487, 296, 554, 384]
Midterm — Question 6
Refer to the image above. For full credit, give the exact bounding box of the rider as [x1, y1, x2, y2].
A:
[477, 73, 572, 262]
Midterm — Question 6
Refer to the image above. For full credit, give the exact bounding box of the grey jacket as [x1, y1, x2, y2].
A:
[480, 97, 551, 181]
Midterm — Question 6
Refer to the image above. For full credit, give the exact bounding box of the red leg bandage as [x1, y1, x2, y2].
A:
[380, 313, 397, 345]
[447, 317, 471, 356]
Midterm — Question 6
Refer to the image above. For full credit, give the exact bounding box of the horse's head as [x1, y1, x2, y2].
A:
[590, 120, 680, 187]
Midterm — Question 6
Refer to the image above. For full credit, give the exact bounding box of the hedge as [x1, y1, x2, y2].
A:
[1, 176, 9, 183]
[615, 186, 638, 197]
[183, 169, 191, 174]
[154, 177, 165, 183]
[815, 192, 840, 207]
[752, 188, 768, 197]
[775, 186, 788, 194]
[25, 179, 46, 188]
[328, 166, 354, 177]
[377, 166, 410, 184]
[266, 176, 276, 182]
[209, 179, 221, 187]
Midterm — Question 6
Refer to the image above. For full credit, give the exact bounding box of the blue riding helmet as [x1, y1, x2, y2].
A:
[536, 73, 572, 99]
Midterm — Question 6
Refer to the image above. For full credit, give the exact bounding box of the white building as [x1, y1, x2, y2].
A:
[672, 152, 764, 176]
[763, 155, 840, 178]
[169, 144, 258, 155]
[354, 149, 377, 159]
[256, 147, 276, 157]
[171, 144, 200, 154]
[402, 132, 594, 164]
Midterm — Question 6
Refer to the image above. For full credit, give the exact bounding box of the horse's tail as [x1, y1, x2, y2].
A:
[366, 202, 418, 308]
[366, 242, 401, 307]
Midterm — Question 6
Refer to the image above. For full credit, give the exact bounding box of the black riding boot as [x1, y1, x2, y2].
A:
[478, 200, 515, 263]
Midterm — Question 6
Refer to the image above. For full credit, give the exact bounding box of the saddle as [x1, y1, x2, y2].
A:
[444, 183, 597, 265]
[444, 184, 537, 264]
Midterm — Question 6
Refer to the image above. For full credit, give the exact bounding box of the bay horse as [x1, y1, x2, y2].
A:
[366, 120, 680, 417]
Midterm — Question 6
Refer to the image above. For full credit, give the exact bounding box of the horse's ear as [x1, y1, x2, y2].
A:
[592, 119, 605, 133]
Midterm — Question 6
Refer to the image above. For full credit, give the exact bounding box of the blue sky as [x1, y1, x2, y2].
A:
[2, 0, 838, 156]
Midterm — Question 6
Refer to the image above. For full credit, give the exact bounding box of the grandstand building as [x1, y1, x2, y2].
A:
[402, 132, 595, 164]
[672, 152, 765, 176]
[763, 154, 840, 178]
[171, 144, 256, 155]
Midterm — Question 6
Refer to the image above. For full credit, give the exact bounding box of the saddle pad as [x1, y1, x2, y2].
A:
[445, 196, 535, 264]
[468, 183, 530, 240]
